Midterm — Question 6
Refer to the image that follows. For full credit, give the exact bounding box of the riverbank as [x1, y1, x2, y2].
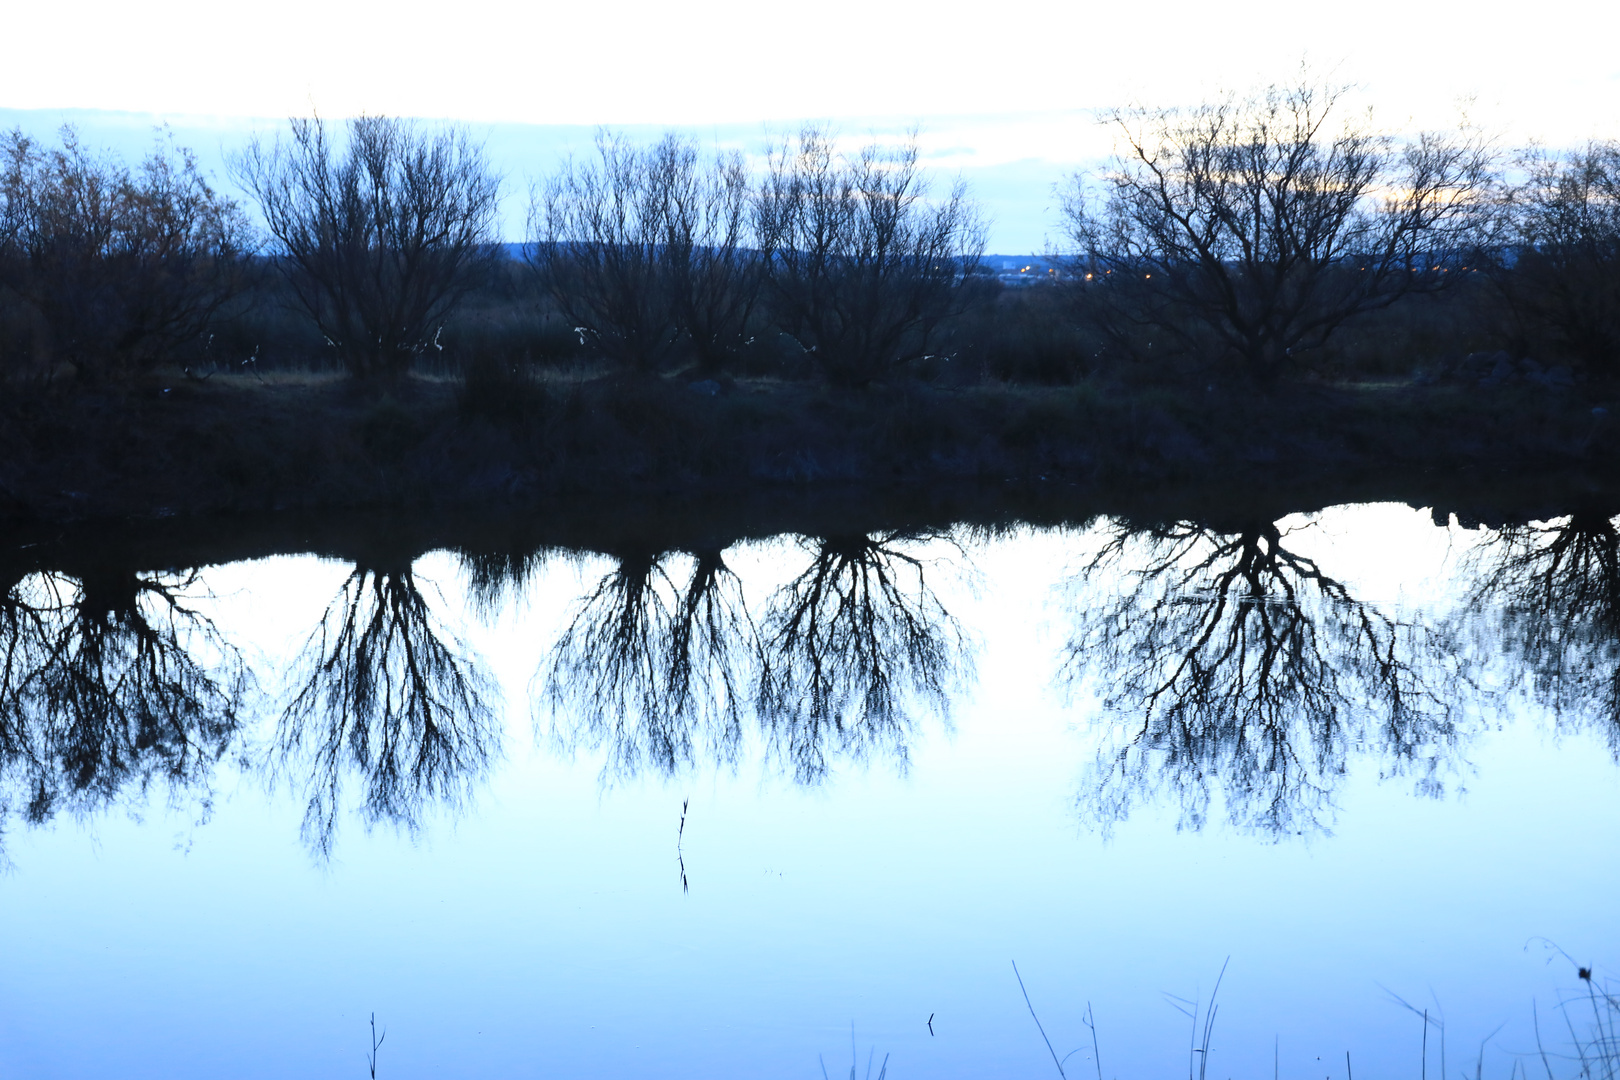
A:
[0, 370, 1613, 526]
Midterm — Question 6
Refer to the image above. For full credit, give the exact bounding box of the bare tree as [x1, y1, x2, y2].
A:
[530, 132, 676, 373]
[1493, 142, 1620, 372]
[1061, 78, 1495, 381]
[0, 126, 249, 383]
[530, 132, 761, 375]
[235, 115, 502, 382]
[659, 142, 763, 374]
[757, 129, 985, 387]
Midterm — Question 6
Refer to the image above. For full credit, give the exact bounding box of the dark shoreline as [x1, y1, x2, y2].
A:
[1, 373, 1615, 539]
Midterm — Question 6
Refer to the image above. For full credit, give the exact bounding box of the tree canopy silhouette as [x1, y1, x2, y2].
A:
[758, 130, 985, 387]
[0, 126, 249, 383]
[1061, 76, 1493, 380]
[1492, 143, 1620, 372]
[236, 115, 502, 382]
[531, 132, 761, 375]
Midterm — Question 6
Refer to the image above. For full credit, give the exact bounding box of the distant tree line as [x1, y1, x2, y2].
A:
[2, 77, 1618, 394]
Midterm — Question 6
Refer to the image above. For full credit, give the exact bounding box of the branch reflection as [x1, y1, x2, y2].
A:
[542, 547, 754, 778]
[757, 533, 970, 783]
[541, 532, 973, 785]
[1064, 519, 1456, 836]
[276, 560, 498, 856]
[1467, 509, 1620, 751]
[0, 564, 242, 847]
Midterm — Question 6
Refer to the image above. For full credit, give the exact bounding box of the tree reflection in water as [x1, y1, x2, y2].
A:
[543, 547, 753, 778]
[460, 545, 552, 620]
[541, 532, 971, 785]
[0, 564, 243, 852]
[276, 561, 498, 856]
[1467, 510, 1620, 751]
[1064, 519, 1456, 836]
[757, 532, 970, 783]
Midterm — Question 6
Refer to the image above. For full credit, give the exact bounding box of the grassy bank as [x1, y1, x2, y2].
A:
[0, 369, 1614, 525]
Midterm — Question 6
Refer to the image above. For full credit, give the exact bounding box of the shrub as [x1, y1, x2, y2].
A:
[0, 126, 250, 383]
[1494, 141, 1620, 374]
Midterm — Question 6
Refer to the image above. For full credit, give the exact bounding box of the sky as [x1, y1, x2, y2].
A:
[3, 0, 1617, 250]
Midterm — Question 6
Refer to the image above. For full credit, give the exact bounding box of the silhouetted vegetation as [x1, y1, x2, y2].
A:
[1, 83, 1619, 523]
[234, 114, 502, 382]
[757, 129, 985, 387]
[1060, 77, 1494, 381]
[1490, 142, 1620, 373]
[531, 133, 763, 375]
[0, 126, 250, 384]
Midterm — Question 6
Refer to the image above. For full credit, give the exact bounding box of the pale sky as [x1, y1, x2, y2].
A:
[4, 0, 1617, 250]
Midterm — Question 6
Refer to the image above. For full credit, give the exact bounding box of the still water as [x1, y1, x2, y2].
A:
[1, 500, 1616, 1078]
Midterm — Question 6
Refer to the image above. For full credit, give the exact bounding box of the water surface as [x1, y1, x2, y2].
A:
[1, 500, 1616, 1078]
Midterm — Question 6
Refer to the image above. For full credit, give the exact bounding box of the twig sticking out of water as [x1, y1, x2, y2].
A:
[1082, 1002, 1103, 1080]
[1468, 1021, 1507, 1080]
[1198, 958, 1229, 1080]
[1526, 939, 1620, 1080]
[1534, 998, 1557, 1080]
[677, 797, 689, 894]
[367, 1012, 386, 1079]
[1012, 961, 1104, 1080]
[1014, 960, 1068, 1079]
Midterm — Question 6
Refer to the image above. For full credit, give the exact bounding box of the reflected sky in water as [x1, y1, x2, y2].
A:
[1, 504, 1617, 1079]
